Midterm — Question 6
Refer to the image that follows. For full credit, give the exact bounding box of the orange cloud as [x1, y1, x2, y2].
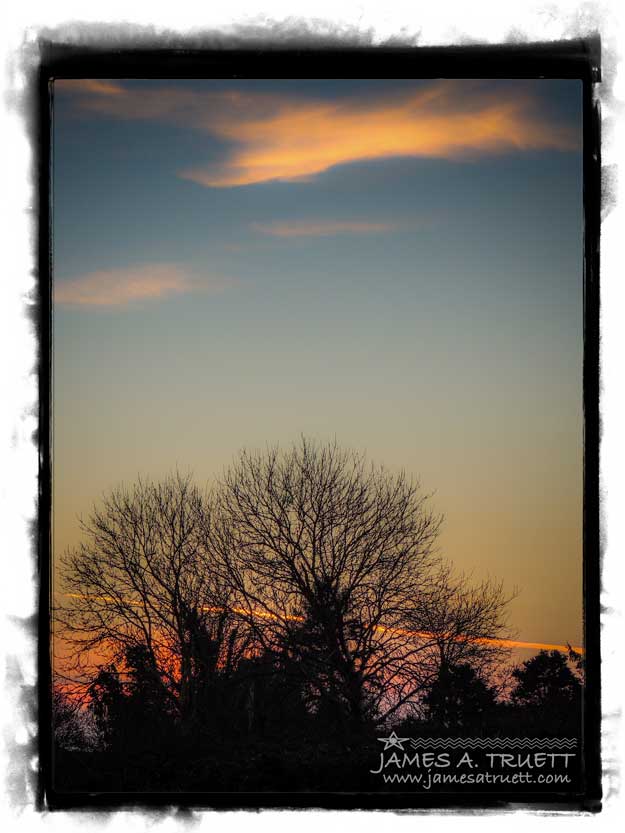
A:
[56, 79, 125, 96]
[252, 219, 395, 238]
[58, 593, 583, 655]
[54, 263, 230, 308]
[58, 80, 579, 188]
[182, 86, 578, 186]
[465, 637, 583, 654]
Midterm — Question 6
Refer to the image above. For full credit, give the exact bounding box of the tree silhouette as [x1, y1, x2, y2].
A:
[285, 578, 382, 733]
[424, 661, 498, 732]
[509, 649, 582, 735]
[86, 642, 180, 756]
[567, 643, 585, 681]
[55, 441, 515, 776]
[207, 438, 511, 731]
[53, 686, 89, 752]
[398, 562, 514, 718]
[86, 663, 127, 749]
[56, 472, 254, 731]
[511, 649, 581, 708]
[231, 649, 312, 738]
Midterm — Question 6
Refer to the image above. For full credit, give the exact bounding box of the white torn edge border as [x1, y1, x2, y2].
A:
[1, 1, 623, 830]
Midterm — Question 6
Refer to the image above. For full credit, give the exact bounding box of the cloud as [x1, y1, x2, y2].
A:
[56, 79, 125, 96]
[58, 79, 580, 188]
[252, 219, 396, 238]
[54, 263, 229, 308]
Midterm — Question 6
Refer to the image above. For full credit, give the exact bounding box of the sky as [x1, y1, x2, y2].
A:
[52, 78, 583, 653]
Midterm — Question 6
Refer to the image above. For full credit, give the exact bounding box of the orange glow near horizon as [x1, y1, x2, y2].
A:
[56, 592, 583, 656]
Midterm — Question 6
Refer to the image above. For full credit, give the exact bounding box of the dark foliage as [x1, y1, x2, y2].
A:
[53, 643, 583, 792]
[511, 649, 582, 707]
[424, 662, 498, 732]
[507, 649, 582, 735]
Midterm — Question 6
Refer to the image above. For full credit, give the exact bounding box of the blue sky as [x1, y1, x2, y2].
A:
[53, 78, 583, 648]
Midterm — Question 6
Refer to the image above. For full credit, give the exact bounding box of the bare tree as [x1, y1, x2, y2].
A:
[56, 472, 253, 728]
[53, 684, 93, 751]
[398, 563, 515, 716]
[208, 438, 452, 729]
[56, 447, 513, 738]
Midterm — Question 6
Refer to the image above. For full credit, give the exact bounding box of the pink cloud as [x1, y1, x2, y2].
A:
[252, 220, 396, 238]
[54, 264, 231, 308]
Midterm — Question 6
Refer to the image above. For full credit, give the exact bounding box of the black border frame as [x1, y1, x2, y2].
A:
[37, 38, 602, 812]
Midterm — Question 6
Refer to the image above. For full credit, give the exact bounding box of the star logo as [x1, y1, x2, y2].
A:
[377, 731, 409, 750]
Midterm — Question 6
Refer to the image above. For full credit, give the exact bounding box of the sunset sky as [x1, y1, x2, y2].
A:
[52, 78, 583, 654]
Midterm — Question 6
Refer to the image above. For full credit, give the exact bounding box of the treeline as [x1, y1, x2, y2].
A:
[52, 439, 583, 792]
[52, 646, 583, 792]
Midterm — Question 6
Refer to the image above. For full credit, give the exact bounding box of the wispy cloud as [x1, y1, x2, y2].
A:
[57, 79, 125, 96]
[54, 263, 231, 308]
[252, 219, 396, 238]
[58, 79, 579, 188]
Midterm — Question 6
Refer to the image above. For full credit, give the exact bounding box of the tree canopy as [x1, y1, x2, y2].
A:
[511, 649, 582, 708]
[56, 440, 515, 738]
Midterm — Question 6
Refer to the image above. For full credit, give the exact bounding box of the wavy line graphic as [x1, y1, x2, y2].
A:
[406, 737, 578, 749]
